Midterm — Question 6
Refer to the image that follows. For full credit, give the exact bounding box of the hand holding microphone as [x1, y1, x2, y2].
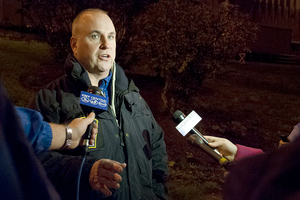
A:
[172, 110, 231, 169]
[204, 135, 238, 162]
[67, 112, 98, 148]
[80, 86, 108, 152]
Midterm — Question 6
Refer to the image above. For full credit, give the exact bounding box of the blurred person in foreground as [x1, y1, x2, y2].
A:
[0, 81, 60, 200]
[29, 8, 168, 200]
[204, 123, 300, 200]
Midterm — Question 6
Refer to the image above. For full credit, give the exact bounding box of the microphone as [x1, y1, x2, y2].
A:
[80, 86, 108, 151]
[172, 110, 231, 169]
[173, 110, 211, 145]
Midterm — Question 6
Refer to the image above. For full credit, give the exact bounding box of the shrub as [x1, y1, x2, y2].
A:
[125, 0, 259, 112]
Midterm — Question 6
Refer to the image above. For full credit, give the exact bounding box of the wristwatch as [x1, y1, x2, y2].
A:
[60, 126, 72, 149]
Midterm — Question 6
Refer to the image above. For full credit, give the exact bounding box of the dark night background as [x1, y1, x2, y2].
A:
[0, 0, 300, 199]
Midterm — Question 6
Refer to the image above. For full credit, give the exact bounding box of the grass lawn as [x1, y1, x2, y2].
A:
[0, 38, 58, 107]
[1, 38, 300, 200]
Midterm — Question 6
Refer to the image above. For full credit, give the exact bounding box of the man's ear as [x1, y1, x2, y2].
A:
[70, 36, 77, 54]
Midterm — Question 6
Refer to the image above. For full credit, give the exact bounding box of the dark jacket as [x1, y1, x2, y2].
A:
[0, 81, 60, 200]
[29, 54, 168, 200]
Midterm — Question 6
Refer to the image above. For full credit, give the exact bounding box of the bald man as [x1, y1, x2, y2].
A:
[29, 9, 168, 200]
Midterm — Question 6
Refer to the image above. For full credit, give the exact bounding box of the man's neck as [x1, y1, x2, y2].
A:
[88, 71, 109, 86]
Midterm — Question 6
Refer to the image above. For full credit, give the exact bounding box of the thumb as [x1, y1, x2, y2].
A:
[203, 136, 214, 142]
[207, 142, 219, 148]
[85, 112, 96, 124]
[206, 140, 222, 148]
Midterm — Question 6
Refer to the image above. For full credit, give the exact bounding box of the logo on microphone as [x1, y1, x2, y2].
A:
[176, 110, 202, 136]
[80, 91, 108, 110]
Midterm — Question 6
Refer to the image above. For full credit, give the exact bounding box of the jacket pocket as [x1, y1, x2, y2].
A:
[124, 93, 152, 118]
[136, 147, 153, 187]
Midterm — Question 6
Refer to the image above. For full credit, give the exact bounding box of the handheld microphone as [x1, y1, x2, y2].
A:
[172, 110, 231, 169]
[80, 86, 108, 151]
[173, 110, 211, 145]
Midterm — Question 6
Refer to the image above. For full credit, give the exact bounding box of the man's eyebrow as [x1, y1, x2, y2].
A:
[89, 30, 116, 35]
[90, 30, 101, 35]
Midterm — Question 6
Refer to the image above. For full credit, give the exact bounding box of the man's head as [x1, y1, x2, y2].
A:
[71, 9, 116, 78]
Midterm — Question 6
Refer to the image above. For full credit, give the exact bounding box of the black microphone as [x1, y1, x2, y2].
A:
[172, 110, 231, 169]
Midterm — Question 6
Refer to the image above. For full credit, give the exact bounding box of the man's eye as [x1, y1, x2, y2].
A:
[91, 35, 100, 39]
[108, 35, 115, 40]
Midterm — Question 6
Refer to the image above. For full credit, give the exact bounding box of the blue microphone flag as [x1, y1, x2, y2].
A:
[80, 91, 108, 110]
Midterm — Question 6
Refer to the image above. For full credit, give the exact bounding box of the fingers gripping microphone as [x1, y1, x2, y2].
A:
[80, 86, 108, 152]
[172, 110, 231, 169]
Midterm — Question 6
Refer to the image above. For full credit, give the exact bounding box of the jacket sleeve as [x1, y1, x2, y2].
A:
[234, 144, 264, 161]
[15, 106, 52, 154]
[288, 123, 300, 142]
[150, 115, 169, 199]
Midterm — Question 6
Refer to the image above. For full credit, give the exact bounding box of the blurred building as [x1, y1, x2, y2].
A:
[210, 0, 300, 57]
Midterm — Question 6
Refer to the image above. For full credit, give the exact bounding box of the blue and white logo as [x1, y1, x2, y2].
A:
[80, 91, 108, 110]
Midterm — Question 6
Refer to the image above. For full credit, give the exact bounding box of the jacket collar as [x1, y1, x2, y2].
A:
[64, 53, 129, 92]
[64, 53, 91, 89]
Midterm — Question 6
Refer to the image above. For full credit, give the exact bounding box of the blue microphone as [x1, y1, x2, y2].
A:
[80, 89, 108, 111]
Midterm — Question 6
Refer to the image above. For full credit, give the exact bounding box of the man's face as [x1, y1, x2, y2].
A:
[71, 11, 116, 76]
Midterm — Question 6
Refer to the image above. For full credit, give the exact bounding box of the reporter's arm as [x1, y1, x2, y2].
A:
[49, 112, 97, 150]
[16, 107, 97, 152]
[15, 106, 52, 153]
[234, 144, 264, 161]
[204, 135, 264, 161]
[287, 123, 300, 142]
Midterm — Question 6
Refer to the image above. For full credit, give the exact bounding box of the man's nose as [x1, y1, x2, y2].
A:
[100, 37, 110, 49]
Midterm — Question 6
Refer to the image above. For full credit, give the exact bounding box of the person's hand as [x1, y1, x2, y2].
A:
[89, 159, 126, 196]
[204, 135, 238, 162]
[68, 112, 98, 149]
[278, 139, 290, 148]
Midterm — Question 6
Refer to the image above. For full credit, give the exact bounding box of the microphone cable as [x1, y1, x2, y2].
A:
[76, 120, 93, 200]
[77, 155, 86, 200]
